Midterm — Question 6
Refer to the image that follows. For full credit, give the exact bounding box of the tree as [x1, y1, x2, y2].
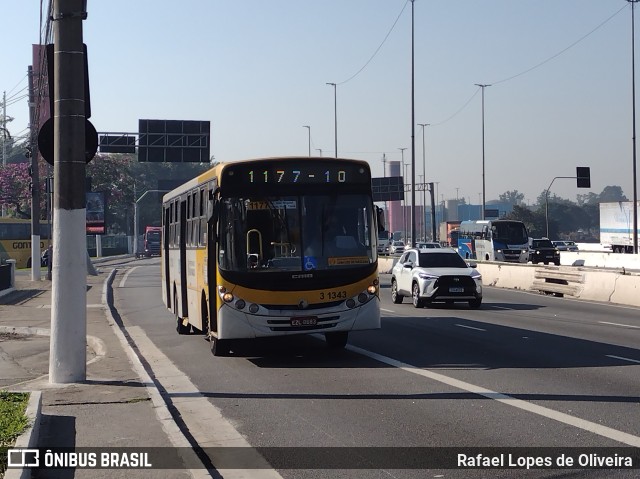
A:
[598, 185, 627, 203]
[505, 205, 547, 238]
[0, 162, 33, 218]
[498, 190, 524, 206]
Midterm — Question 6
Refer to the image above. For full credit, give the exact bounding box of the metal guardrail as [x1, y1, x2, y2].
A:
[532, 266, 585, 297]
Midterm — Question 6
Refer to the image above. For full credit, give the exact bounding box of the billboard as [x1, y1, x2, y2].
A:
[138, 119, 210, 162]
[86, 191, 106, 235]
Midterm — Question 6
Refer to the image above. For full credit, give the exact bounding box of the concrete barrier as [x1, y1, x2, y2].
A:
[476, 261, 640, 309]
[532, 267, 584, 297]
[379, 255, 640, 309]
[561, 251, 640, 270]
[609, 273, 640, 308]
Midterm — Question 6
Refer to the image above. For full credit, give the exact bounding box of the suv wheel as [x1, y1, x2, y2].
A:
[412, 282, 425, 308]
[391, 279, 403, 304]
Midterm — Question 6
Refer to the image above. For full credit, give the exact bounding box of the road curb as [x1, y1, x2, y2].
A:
[3, 390, 42, 479]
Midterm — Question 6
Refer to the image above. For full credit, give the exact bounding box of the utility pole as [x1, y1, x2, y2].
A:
[326, 82, 337, 158]
[28, 66, 41, 281]
[475, 83, 491, 220]
[49, 0, 88, 384]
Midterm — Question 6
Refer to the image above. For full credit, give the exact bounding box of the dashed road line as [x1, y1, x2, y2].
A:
[347, 344, 640, 447]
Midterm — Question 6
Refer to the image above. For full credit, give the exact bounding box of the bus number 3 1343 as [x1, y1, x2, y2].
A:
[320, 290, 347, 300]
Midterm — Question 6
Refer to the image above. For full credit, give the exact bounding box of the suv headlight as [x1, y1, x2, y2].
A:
[418, 272, 438, 280]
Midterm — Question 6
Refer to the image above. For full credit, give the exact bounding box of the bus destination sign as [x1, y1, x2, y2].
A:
[222, 160, 371, 187]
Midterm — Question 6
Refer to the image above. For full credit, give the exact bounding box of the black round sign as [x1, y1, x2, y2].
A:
[37, 118, 98, 165]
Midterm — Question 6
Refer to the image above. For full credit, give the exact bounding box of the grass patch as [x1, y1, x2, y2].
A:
[0, 390, 30, 475]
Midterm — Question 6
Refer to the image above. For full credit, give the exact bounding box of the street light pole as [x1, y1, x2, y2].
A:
[303, 125, 311, 157]
[475, 84, 491, 220]
[399, 147, 407, 241]
[410, 0, 417, 248]
[629, 0, 639, 253]
[418, 123, 429, 241]
[326, 82, 337, 158]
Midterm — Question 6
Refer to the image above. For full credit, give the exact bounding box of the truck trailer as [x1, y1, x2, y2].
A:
[439, 220, 461, 247]
[599, 201, 640, 253]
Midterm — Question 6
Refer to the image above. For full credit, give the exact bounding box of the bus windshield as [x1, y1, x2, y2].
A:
[491, 221, 528, 244]
[218, 193, 376, 272]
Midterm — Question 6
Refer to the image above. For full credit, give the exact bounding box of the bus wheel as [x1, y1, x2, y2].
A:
[174, 293, 190, 335]
[210, 336, 229, 356]
[325, 331, 348, 349]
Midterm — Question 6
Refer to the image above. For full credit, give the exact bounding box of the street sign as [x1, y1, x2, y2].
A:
[37, 118, 98, 165]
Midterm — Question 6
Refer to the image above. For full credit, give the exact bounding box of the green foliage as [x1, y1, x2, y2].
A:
[498, 189, 524, 206]
[505, 185, 625, 240]
[86, 154, 210, 234]
[0, 390, 29, 474]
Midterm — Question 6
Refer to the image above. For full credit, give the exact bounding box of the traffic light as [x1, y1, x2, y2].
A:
[576, 167, 590, 188]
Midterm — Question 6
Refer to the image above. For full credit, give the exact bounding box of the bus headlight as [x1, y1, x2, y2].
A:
[357, 293, 368, 303]
[248, 303, 260, 314]
[346, 299, 356, 308]
[235, 299, 246, 309]
[367, 285, 377, 295]
[222, 292, 234, 303]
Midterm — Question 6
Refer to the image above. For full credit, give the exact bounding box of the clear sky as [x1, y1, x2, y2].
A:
[2, 1, 638, 206]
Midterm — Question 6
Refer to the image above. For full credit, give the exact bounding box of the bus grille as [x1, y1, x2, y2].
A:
[267, 315, 340, 332]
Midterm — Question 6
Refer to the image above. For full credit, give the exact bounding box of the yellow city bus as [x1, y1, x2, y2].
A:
[0, 218, 50, 268]
[161, 157, 383, 355]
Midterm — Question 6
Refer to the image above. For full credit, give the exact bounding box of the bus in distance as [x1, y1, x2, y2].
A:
[161, 157, 383, 356]
[457, 219, 529, 262]
[0, 218, 51, 268]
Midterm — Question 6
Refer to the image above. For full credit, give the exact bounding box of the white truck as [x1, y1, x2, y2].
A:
[599, 201, 640, 253]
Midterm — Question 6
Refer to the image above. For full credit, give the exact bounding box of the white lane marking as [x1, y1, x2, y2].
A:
[102, 269, 208, 479]
[119, 266, 138, 288]
[606, 355, 640, 364]
[105, 269, 282, 478]
[346, 344, 640, 447]
[598, 321, 640, 329]
[455, 324, 486, 332]
[381, 308, 395, 313]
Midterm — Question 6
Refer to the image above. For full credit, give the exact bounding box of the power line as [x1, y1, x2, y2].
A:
[490, 4, 628, 86]
[336, 0, 410, 86]
[426, 4, 627, 127]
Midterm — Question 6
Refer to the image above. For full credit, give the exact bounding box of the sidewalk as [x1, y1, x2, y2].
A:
[0, 262, 195, 478]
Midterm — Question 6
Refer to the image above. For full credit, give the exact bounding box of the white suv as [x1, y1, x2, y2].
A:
[391, 248, 482, 308]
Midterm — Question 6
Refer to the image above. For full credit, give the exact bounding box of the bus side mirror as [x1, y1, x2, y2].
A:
[376, 206, 385, 233]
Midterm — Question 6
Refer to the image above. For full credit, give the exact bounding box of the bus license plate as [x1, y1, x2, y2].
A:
[449, 287, 464, 293]
[291, 317, 317, 327]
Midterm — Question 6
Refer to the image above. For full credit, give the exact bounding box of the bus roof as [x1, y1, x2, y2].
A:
[162, 156, 371, 203]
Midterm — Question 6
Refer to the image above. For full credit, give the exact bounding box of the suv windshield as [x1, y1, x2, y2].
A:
[418, 252, 468, 268]
[219, 194, 375, 272]
[532, 239, 554, 248]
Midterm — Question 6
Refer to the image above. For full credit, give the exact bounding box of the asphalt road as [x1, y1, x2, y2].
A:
[111, 259, 640, 478]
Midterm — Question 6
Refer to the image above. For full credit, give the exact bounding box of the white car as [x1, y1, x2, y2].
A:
[552, 240, 578, 252]
[389, 241, 406, 255]
[391, 248, 482, 308]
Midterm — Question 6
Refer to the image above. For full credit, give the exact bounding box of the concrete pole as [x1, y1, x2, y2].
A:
[29, 66, 42, 281]
[49, 0, 87, 383]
